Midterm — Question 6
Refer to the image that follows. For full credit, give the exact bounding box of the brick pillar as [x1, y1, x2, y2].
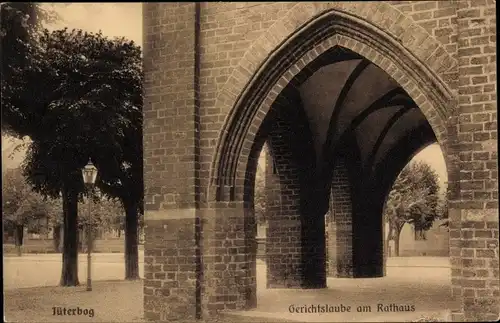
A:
[301, 208, 327, 288]
[352, 191, 385, 278]
[143, 216, 199, 321]
[200, 203, 257, 316]
[327, 153, 385, 279]
[452, 1, 499, 321]
[142, 3, 201, 321]
[327, 157, 354, 278]
[265, 144, 303, 288]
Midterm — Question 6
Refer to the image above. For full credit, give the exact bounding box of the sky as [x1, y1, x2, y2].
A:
[2, 3, 447, 189]
[44, 3, 142, 43]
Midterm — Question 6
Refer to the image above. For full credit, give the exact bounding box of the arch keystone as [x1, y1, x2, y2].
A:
[294, 2, 318, 20]
[311, 2, 329, 13]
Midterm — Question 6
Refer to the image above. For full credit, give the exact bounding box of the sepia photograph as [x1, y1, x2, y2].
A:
[2, 2, 498, 323]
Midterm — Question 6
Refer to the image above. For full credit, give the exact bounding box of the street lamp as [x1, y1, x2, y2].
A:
[81, 159, 98, 292]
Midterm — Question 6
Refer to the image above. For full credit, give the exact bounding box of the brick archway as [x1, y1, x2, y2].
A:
[142, 2, 497, 321]
[210, 4, 456, 202]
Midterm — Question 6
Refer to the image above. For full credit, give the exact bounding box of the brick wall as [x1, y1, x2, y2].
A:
[142, 3, 201, 321]
[392, 0, 459, 121]
[198, 3, 297, 200]
[143, 3, 199, 210]
[451, 1, 498, 321]
[394, 220, 450, 257]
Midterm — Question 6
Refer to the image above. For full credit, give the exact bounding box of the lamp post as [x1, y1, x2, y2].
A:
[82, 159, 98, 292]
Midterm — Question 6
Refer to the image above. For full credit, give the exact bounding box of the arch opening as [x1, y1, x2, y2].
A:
[210, 8, 454, 196]
[210, 6, 455, 315]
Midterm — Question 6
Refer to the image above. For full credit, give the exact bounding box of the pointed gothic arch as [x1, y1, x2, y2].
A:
[209, 4, 456, 204]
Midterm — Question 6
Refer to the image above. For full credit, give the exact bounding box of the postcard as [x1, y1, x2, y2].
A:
[3, 2, 498, 322]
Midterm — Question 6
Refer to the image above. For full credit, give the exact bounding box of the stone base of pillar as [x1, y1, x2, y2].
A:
[143, 213, 199, 322]
[266, 219, 303, 288]
[353, 263, 384, 278]
[143, 207, 258, 321]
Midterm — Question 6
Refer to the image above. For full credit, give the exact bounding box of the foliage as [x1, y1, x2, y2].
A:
[384, 161, 442, 255]
[437, 198, 449, 227]
[2, 167, 59, 229]
[2, 26, 143, 283]
[254, 160, 267, 224]
[385, 184, 430, 237]
[3, 3, 144, 214]
[1, 2, 59, 137]
[27, 189, 125, 233]
[6, 27, 144, 208]
[3, 16, 143, 279]
[45, 197, 63, 227]
[77, 193, 124, 231]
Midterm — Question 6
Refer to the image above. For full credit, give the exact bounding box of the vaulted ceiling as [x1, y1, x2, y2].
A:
[293, 58, 435, 173]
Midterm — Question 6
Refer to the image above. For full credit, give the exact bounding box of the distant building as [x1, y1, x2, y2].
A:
[385, 220, 449, 257]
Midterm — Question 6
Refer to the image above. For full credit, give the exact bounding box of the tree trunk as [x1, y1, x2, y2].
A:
[59, 184, 80, 286]
[59, 225, 64, 252]
[53, 224, 61, 252]
[124, 200, 139, 280]
[394, 228, 401, 257]
[385, 224, 393, 258]
[14, 224, 24, 256]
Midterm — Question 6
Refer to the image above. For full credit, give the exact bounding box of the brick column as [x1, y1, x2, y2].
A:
[327, 154, 385, 279]
[143, 215, 199, 321]
[265, 145, 303, 288]
[327, 157, 354, 277]
[301, 208, 327, 288]
[142, 3, 202, 321]
[452, 1, 499, 321]
[200, 203, 257, 315]
[351, 191, 385, 278]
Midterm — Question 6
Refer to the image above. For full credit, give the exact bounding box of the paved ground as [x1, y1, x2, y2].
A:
[4, 281, 144, 323]
[4, 255, 453, 322]
[239, 260, 453, 322]
[3, 252, 146, 290]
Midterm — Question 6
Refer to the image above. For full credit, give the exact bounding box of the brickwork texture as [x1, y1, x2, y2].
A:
[143, 2, 498, 321]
